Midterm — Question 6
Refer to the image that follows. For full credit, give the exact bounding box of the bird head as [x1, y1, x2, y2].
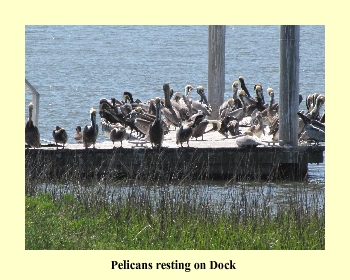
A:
[197, 86, 204, 95]
[163, 83, 170, 92]
[238, 89, 246, 98]
[254, 84, 262, 93]
[90, 108, 97, 115]
[228, 98, 235, 106]
[232, 81, 239, 89]
[267, 88, 274, 97]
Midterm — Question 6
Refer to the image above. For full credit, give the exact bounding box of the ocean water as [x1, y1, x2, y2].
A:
[25, 25, 325, 183]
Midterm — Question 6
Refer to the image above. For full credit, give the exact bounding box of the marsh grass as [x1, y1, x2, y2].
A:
[25, 170, 325, 250]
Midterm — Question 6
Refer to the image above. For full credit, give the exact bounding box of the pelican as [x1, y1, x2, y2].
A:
[247, 111, 265, 138]
[83, 108, 99, 148]
[185, 85, 194, 97]
[110, 123, 126, 148]
[148, 97, 164, 148]
[189, 99, 212, 116]
[225, 90, 247, 123]
[254, 83, 265, 104]
[197, 86, 209, 105]
[171, 92, 190, 121]
[135, 111, 169, 138]
[123, 91, 134, 103]
[204, 120, 222, 135]
[305, 94, 325, 120]
[25, 102, 40, 148]
[162, 83, 182, 129]
[219, 98, 235, 118]
[191, 115, 209, 141]
[74, 126, 83, 143]
[297, 112, 325, 145]
[99, 98, 121, 124]
[53, 126, 68, 149]
[176, 122, 193, 147]
[268, 114, 279, 141]
[148, 98, 157, 115]
[305, 93, 320, 113]
[227, 119, 240, 136]
[238, 76, 251, 97]
[232, 81, 242, 108]
[123, 106, 143, 137]
[263, 87, 279, 123]
[235, 131, 265, 147]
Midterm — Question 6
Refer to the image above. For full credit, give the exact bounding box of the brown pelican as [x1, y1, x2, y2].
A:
[148, 97, 164, 148]
[25, 102, 40, 148]
[110, 123, 126, 148]
[171, 92, 191, 121]
[254, 83, 265, 104]
[305, 93, 320, 113]
[135, 111, 169, 139]
[192, 120, 209, 140]
[268, 114, 279, 141]
[235, 131, 265, 147]
[197, 86, 210, 105]
[123, 91, 134, 103]
[297, 112, 325, 145]
[83, 108, 99, 148]
[247, 111, 265, 138]
[227, 119, 240, 136]
[74, 126, 83, 143]
[162, 83, 182, 129]
[148, 99, 157, 115]
[225, 90, 247, 123]
[238, 76, 251, 97]
[305, 94, 325, 120]
[176, 122, 193, 147]
[191, 114, 210, 141]
[99, 98, 121, 124]
[53, 126, 68, 149]
[219, 98, 235, 118]
[264, 87, 279, 123]
[189, 99, 212, 116]
[124, 106, 143, 137]
[232, 81, 243, 108]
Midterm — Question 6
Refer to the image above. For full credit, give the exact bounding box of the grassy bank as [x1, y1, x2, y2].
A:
[25, 183, 325, 250]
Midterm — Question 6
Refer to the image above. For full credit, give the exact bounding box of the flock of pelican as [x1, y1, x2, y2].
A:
[25, 76, 325, 149]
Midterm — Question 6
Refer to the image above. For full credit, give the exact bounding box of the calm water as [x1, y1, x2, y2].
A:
[25, 25, 325, 183]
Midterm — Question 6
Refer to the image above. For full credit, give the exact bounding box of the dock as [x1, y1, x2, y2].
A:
[25, 126, 325, 181]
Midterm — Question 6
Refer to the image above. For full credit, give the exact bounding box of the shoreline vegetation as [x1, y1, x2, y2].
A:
[25, 175, 325, 250]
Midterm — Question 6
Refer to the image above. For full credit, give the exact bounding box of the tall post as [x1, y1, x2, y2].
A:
[208, 25, 226, 120]
[25, 78, 40, 127]
[279, 25, 300, 146]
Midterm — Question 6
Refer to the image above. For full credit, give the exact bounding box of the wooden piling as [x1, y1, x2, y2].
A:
[208, 25, 226, 120]
[25, 79, 40, 127]
[279, 26, 300, 146]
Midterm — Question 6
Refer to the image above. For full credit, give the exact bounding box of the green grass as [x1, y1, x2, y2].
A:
[25, 188, 325, 250]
